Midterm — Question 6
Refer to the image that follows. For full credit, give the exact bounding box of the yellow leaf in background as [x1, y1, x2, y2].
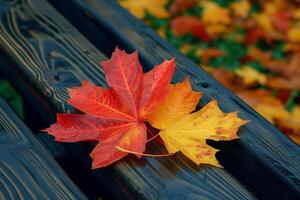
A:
[202, 2, 231, 25]
[287, 133, 300, 145]
[294, 9, 300, 19]
[157, 28, 166, 38]
[206, 24, 227, 36]
[237, 90, 288, 124]
[287, 27, 300, 43]
[149, 79, 247, 166]
[254, 14, 274, 32]
[230, 0, 251, 18]
[277, 106, 300, 132]
[236, 66, 267, 85]
[179, 44, 192, 54]
[119, 0, 169, 19]
[255, 104, 289, 124]
[264, 2, 277, 15]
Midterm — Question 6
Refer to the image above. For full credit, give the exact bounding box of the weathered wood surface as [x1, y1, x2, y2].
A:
[0, 98, 87, 199]
[50, 0, 300, 198]
[0, 0, 257, 199]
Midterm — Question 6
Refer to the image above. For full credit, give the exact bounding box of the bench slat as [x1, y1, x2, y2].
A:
[0, 0, 256, 199]
[0, 98, 87, 199]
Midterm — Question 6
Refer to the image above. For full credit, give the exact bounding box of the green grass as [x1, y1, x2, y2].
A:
[0, 79, 24, 119]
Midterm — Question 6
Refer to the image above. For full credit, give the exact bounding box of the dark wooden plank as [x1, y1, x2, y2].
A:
[49, 0, 300, 199]
[0, 0, 256, 199]
[0, 98, 87, 199]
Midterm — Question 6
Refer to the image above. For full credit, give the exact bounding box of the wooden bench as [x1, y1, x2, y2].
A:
[0, 98, 87, 199]
[51, 0, 300, 197]
[0, 0, 299, 199]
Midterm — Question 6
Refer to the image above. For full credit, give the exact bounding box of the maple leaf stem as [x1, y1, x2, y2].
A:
[147, 133, 160, 142]
[147, 127, 164, 144]
[115, 146, 173, 157]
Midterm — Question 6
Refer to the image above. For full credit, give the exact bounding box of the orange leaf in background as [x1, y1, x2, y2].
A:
[237, 90, 288, 124]
[271, 11, 292, 32]
[45, 47, 175, 168]
[263, 53, 300, 90]
[247, 47, 272, 62]
[148, 79, 247, 166]
[201, 48, 224, 64]
[267, 77, 300, 91]
[171, 16, 211, 42]
[237, 90, 300, 144]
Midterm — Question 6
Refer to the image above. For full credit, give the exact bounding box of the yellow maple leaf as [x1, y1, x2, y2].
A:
[287, 26, 300, 43]
[237, 90, 288, 124]
[294, 9, 300, 19]
[206, 24, 227, 36]
[157, 28, 166, 38]
[255, 104, 289, 124]
[277, 106, 300, 132]
[254, 13, 274, 32]
[148, 79, 247, 166]
[201, 2, 231, 25]
[235, 66, 267, 85]
[230, 0, 251, 18]
[119, 0, 169, 19]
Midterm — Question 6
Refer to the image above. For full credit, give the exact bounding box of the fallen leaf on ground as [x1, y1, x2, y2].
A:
[202, 2, 231, 25]
[230, 0, 251, 18]
[237, 90, 289, 124]
[237, 90, 300, 144]
[201, 48, 224, 64]
[287, 26, 300, 43]
[236, 66, 267, 85]
[277, 106, 300, 132]
[254, 13, 274, 32]
[271, 11, 292, 32]
[171, 16, 211, 41]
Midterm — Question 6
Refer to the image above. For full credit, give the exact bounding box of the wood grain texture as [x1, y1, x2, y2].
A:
[53, 0, 300, 198]
[0, 0, 107, 112]
[0, 98, 87, 199]
[0, 0, 256, 199]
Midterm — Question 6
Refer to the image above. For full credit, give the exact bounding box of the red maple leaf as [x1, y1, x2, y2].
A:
[170, 16, 211, 42]
[271, 11, 292, 33]
[44, 47, 175, 168]
[244, 27, 271, 45]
